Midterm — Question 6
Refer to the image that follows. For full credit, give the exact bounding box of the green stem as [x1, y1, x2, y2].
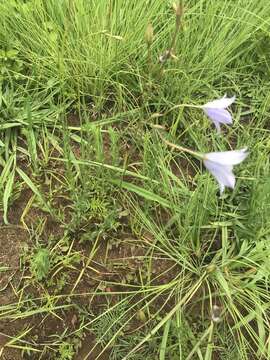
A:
[158, 132, 204, 159]
[169, 1, 182, 53]
[161, 103, 202, 117]
[147, 43, 152, 73]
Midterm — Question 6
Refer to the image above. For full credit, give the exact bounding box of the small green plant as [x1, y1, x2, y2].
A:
[30, 248, 50, 281]
[67, 176, 121, 243]
[57, 341, 75, 360]
[0, 46, 24, 80]
[90, 302, 128, 358]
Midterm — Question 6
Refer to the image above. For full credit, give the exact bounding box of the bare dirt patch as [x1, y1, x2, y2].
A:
[0, 226, 27, 306]
[0, 226, 29, 360]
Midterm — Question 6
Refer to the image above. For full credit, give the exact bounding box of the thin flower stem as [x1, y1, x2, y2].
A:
[160, 1, 184, 65]
[169, 1, 183, 53]
[158, 132, 204, 159]
[160, 103, 201, 117]
[147, 44, 152, 73]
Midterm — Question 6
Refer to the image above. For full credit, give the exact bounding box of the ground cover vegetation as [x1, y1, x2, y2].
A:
[1, 0, 270, 359]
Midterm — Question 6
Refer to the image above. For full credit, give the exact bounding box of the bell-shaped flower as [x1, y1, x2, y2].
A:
[203, 148, 248, 194]
[202, 95, 236, 132]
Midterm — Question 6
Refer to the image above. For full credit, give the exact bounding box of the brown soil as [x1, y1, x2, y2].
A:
[0, 183, 152, 360]
[0, 226, 29, 359]
[0, 186, 180, 359]
[74, 335, 110, 360]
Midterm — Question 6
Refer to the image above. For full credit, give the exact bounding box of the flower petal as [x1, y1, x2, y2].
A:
[204, 160, 235, 191]
[203, 95, 236, 109]
[205, 148, 248, 165]
[203, 108, 232, 125]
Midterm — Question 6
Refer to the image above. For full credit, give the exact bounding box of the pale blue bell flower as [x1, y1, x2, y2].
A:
[202, 95, 236, 132]
[203, 148, 248, 194]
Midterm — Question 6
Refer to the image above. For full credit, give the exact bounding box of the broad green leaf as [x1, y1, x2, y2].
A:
[111, 179, 171, 208]
[16, 167, 50, 212]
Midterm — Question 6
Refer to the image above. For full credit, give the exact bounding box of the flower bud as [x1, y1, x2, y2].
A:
[145, 23, 154, 46]
[172, 2, 184, 17]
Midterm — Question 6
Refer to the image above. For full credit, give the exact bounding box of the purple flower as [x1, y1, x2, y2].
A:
[203, 148, 248, 194]
[202, 95, 236, 132]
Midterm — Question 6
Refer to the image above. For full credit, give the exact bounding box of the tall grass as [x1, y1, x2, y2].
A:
[1, 0, 270, 359]
[1, 0, 270, 107]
